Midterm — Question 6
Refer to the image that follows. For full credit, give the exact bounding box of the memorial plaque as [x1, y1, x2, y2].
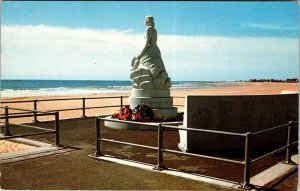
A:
[191, 108, 213, 129]
[178, 93, 299, 152]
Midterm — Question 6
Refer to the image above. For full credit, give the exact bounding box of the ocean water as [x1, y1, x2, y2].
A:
[0, 80, 239, 98]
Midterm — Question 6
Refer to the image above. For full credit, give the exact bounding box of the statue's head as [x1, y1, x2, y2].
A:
[145, 16, 155, 27]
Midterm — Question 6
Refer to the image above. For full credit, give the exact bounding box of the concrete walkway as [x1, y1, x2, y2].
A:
[0, 117, 298, 190]
[250, 155, 298, 188]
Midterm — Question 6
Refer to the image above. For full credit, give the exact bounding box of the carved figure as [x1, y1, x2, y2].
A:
[130, 16, 171, 89]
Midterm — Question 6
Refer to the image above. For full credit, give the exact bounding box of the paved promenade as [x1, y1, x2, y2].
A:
[0, 118, 297, 190]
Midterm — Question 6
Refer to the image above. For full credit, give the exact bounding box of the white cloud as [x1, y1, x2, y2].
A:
[1, 25, 298, 81]
[241, 22, 297, 31]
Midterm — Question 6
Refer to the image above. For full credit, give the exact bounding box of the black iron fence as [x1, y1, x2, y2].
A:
[0, 106, 61, 146]
[94, 117, 298, 189]
[1, 96, 185, 122]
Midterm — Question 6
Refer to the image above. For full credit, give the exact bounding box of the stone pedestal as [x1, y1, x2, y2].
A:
[129, 89, 178, 120]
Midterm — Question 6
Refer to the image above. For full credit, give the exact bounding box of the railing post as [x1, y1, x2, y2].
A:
[55, 112, 61, 146]
[33, 99, 39, 122]
[82, 97, 86, 118]
[283, 121, 295, 164]
[154, 123, 165, 171]
[120, 96, 123, 108]
[241, 132, 252, 190]
[94, 116, 102, 156]
[4, 106, 12, 136]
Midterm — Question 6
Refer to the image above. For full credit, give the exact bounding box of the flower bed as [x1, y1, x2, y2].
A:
[112, 104, 183, 122]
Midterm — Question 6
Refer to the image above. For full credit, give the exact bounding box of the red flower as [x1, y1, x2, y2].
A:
[118, 105, 132, 120]
[131, 112, 142, 121]
[156, 113, 161, 118]
[112, 104, 154, 122]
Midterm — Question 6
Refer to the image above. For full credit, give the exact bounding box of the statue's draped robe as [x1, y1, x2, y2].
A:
[130, 26, 171, 89]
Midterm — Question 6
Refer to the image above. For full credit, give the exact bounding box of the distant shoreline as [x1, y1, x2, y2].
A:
[1, 80, 247, 98]
[240, 78, 299, 83]
[1, 82, 298, 100]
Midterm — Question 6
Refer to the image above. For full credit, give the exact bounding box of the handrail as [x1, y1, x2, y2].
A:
[163, 148, 244, 164]
[0, 111, 35, 115]
[255, 146, 286, 164]
[0, 95, 185, 121]
[1, 100, 34, 103]
[0, 107, 61, 146]
[252, 123, 289, 135]
[94, 117, 298, 189]
[0, 113, 56, 119]
[251, 142, 297, 164]
[101, 138, 157, 150]
[43, 108, 84, 112]
[6, 122, 53, 132]
[95, 117, 246, 183]
[163, 124, 246, 137]
[35, 97, 83, 102]
[97, 120, 247, 162]
[1, 95, 129, 103]
[85, 96, 129, 100]
[0, 106, 55, 114]
[85, 105, 121, 109]
[0, 96, 129, 121]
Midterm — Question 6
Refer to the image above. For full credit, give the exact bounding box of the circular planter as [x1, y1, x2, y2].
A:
[104, 116, 180, 131]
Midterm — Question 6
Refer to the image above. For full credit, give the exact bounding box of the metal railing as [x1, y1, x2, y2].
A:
[0, 106, 61, 146]
[94, 117, 298, 189]
[1, 96, 185, 122]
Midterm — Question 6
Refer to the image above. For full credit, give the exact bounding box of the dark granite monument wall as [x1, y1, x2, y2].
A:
[179, 94, 298, 152]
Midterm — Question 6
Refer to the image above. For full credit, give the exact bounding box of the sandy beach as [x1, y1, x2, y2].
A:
[1, 82, 298, 123]
[0, 140, 36, 153]
[0, 82, 299, 188]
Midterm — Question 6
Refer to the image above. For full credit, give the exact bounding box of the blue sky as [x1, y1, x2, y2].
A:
[1, 1, 299, 81]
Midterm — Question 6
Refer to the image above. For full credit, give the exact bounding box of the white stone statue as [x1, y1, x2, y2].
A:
[130, 16, 171, 90]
